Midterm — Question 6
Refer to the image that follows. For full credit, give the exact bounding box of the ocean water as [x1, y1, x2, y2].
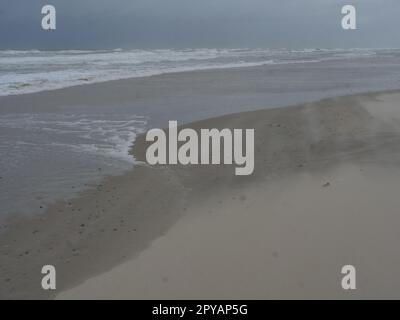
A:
[0, 48, 394, 96]
[1, 48, 400, 222]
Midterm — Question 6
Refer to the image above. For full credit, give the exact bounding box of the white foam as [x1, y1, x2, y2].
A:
[0, 113, 147, 163]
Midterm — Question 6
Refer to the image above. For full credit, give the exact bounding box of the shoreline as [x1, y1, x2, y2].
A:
[2, 47, 397, 99]
[2, 61, 400, 118]
[2, 89, 400, 298]
[0, 63, 272, 99]
[3, 61, 399, 224]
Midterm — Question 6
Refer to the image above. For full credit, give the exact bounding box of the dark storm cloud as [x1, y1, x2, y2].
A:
[0, 0, 399, 49]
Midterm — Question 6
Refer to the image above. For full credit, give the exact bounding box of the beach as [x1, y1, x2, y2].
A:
[3, 0, 400, 306]
[2, 51, 400, 221]
[2, 79, 400, 298]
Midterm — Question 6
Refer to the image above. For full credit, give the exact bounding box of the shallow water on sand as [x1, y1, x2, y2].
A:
[0, 113, 146, 221]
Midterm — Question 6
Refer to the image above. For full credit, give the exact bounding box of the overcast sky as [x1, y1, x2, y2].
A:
[0, 0, 399, 49]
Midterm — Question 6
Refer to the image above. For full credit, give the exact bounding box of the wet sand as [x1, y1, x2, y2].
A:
[2, 90, 400, 299]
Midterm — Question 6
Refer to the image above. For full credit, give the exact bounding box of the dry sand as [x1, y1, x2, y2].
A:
[2, 90, 400, 299]
[59, 164, 400, 299]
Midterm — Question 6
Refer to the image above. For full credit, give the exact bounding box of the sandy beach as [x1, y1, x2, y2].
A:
[2, 84, 400, 299]
[3, 0, 400, 307]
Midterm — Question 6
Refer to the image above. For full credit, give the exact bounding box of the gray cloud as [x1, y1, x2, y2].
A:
[0, 0, 399, 49]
